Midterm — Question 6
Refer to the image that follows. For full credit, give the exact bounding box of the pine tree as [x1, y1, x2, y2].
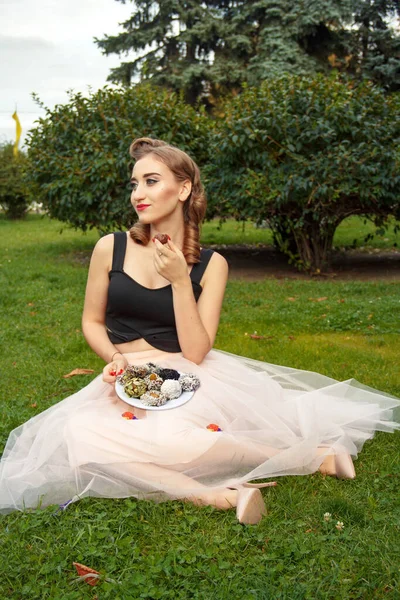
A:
[95, 1, 400, 103]
[231, 0, 355, 83]
[95, 1, 228, 104]
[351, 0, 400, 90]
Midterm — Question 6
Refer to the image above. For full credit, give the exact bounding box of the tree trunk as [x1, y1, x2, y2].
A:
[271, 217, 336, 272]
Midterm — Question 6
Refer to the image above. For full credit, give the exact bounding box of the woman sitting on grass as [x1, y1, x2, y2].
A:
[0, 138, 399, 523]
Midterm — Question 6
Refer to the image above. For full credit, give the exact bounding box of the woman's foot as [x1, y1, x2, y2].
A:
[184, 489, 238, 510]
[183, 487, 266, 524]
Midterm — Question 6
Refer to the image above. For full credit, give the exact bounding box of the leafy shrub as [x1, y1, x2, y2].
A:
[205, 73, 400, 271]
[0, 143, 29, 219]
[26, 85, 210, 232]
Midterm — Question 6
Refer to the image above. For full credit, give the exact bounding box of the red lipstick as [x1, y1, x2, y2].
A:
[136, 204, 150, 211]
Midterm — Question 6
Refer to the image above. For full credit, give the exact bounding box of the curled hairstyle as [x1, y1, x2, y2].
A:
[129, 137, 207, 264]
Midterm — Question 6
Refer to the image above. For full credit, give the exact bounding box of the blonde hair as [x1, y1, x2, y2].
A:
[129, 137, 206, 264]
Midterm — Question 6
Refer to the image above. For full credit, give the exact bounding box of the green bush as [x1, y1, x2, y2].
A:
[205, 73, 400, 271]
[26, 85, 210, 232]
[0, 143, 29, 219]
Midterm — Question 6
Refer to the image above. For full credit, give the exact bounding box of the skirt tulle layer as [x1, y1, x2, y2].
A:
[0, 349, 399, 513]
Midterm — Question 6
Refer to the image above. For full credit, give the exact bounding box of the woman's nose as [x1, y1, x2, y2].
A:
[132, 183, 145, 201]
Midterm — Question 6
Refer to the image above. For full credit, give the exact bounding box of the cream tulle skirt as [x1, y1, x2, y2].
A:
[0, 349, 399, 513]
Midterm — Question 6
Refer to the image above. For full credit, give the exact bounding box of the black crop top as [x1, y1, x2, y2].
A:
[105, 232, 214, 353]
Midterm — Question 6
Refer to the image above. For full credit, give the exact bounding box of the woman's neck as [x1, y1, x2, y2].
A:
[149, 219, 185, 250]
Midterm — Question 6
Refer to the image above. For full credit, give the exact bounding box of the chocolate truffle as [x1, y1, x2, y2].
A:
[153, 233, 170, 245]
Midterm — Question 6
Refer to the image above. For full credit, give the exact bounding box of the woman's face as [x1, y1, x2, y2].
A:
[130, 155, 190, 224]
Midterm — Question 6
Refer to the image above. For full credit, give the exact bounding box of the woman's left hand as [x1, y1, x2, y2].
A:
[153, 239, 190, 286]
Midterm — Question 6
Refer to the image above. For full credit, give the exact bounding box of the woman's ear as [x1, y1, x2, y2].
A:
[179, 179, 192, 202]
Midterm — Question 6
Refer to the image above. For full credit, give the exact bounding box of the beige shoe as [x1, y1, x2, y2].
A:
[334, 453, 356, 479]
[318, 447, 356, 479]
[236, 488, 266, 525]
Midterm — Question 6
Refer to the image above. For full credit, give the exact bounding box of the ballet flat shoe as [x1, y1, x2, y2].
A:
[318, 447, 356, 480]
[334, 453, 356, 479]
[235, 488, 266, 525]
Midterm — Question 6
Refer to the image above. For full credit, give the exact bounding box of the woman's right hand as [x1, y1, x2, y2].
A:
[102, 357, 128, 383]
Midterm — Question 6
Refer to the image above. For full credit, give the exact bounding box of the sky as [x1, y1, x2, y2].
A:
[0, 0, 134, 146]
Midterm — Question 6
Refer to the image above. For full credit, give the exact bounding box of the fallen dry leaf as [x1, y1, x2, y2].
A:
[63, 369, 95, 379]
[287, 297, 296, 301]
[309, 297, 328, 302]
[30, 402, 37, 408]
[338, 299, 345, 303]
[73, 562, 100, 586]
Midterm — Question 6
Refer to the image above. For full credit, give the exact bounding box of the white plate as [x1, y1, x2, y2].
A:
[115, 380, 195, 411]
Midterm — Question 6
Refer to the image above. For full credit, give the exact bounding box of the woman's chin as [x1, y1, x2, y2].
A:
[135, 214, 153, 225]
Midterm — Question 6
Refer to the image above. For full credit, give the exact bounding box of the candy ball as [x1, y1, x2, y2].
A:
[158, 368, 180, 381]
[153, 233, 170, 244]
[179, 373, 200, 392]
[140, 391, 168, 407]
[144, 373, 163, 390]
[160, 379, 182, 399]
[124, 377, 147, 398]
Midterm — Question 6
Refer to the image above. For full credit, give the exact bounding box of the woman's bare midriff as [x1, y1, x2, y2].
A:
[114, 338, 160, 355]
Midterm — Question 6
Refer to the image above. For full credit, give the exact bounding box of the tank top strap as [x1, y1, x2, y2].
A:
[111, 232, 128, 271]
[190, 248, 214, 285]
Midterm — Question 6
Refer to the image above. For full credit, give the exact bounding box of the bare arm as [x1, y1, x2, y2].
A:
[172, 253, 228, 363]
[81, 234, 127, 378]
[154, 240, 228, 364]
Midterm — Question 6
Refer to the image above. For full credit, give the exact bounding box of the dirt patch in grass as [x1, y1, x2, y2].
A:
[210, 245, 400, 281]
[70, 244, 400, 281]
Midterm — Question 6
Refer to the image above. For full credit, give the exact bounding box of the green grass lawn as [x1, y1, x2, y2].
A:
[0, 215, 399, 599]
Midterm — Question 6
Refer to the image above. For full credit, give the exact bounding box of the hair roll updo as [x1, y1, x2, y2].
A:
[129, 137, 207, 265]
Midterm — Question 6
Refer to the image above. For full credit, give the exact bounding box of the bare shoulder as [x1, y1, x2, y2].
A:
[89, 233, 114, 272]
[202, 250, 228, 285]
[209, 250, 228, 272]
[93, 233, 114, 255]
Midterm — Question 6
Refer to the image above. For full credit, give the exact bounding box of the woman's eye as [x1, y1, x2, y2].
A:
[129, 179, 158, 190]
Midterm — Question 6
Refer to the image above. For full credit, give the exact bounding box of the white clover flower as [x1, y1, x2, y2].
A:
[323, 512, 332, 522]
[336, 521, 344, 530]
